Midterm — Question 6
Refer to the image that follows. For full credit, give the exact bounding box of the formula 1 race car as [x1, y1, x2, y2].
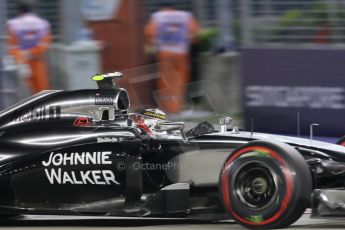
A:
[1, 72, 345, 229]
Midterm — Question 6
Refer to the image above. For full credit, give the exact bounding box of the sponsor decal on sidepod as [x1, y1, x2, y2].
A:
[42, 151, 120, 185]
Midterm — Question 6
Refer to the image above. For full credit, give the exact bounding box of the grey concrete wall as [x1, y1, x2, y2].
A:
[47, 42, 102, 90]
[197, 53, 242, 115]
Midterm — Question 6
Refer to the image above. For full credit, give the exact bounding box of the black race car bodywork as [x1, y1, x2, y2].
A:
[0, 72, 345, 229]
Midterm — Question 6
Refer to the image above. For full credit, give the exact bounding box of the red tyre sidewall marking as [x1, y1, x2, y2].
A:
[221, 146, 293, 226]
[340, 142, 345, 147]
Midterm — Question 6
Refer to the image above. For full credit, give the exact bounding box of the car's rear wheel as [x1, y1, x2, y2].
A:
[219, 140, 312, 229]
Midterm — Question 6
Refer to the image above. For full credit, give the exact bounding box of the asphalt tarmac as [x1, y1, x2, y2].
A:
[1, 213, 345, 230]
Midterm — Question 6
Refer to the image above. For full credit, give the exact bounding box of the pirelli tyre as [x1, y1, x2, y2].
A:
[336, 136, 345, 146]
[219, 140, 312, 229]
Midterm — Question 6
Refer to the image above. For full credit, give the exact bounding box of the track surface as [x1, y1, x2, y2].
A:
[1, 213, 345, 230]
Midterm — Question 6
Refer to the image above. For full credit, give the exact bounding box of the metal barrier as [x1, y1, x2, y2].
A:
[0, 69, 20, 110]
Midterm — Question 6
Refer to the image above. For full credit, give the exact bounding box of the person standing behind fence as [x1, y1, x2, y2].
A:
[7, 0, 51, 94]
[145, 2, 199, 113]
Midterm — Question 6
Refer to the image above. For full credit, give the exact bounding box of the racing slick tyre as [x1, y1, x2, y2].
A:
[336, 136, 345, 146]
[219, 140, 312, 229]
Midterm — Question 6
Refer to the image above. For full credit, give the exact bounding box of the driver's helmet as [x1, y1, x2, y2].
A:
[131, 109, 167, 135]
[140, 108, 167, 120]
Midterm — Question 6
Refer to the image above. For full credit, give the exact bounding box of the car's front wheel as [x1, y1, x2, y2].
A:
[219, 140, 312, 229]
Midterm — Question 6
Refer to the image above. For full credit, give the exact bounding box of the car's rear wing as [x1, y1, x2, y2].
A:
[91, 72, 123, 90]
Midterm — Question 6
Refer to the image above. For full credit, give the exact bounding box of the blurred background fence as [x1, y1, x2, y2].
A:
[147, 0, 345, 47]
[4, 0, 345, 48]
[240, 0, 345, 46]
[5, 0, 345, 50]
